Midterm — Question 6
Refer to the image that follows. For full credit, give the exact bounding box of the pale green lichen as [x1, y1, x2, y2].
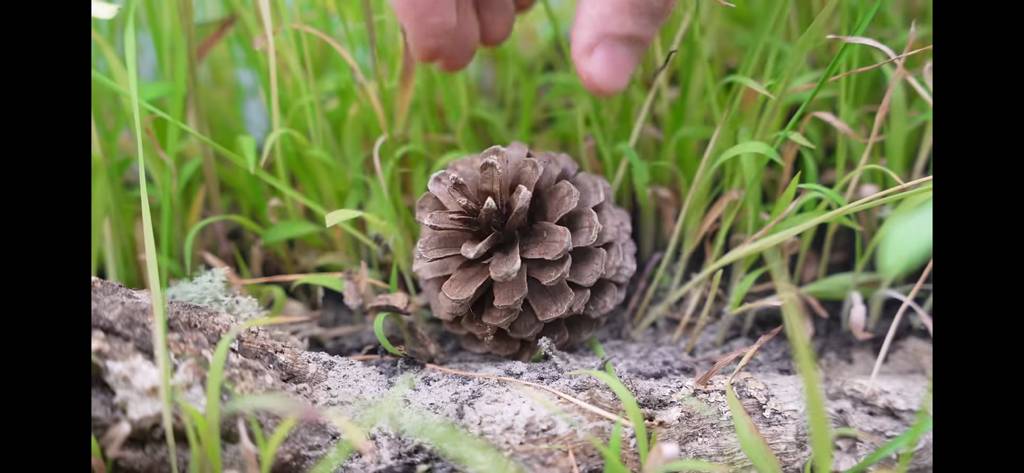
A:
[166, 267, 264, 321]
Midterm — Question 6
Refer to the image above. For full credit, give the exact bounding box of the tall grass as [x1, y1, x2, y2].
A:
[92, 0, 932, 470]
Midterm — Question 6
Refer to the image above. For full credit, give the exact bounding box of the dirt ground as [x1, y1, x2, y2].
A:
[91, 271, 932, 472]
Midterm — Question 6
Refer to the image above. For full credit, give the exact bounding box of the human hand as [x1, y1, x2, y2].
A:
[390, 0, 677, 97]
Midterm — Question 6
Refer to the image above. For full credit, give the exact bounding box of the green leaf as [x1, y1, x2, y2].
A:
[325, 209, 365, 228]
[374, 313, 406, 357]
[729, 267, 769, 311]
[572, 370, 649, 465]
[260, 417, 299, 473]
[594, 423, 629, 473]
[771, 172, 802, 220]
[714, 141, 784, 169]
[620, 144, 651, 206]
[844, 414, 932, 473]
[184, 215, 264, 275]
[140, 81, 174, 101]
[876, 197, 932, 280]
[800, 272, 883, 301]
[779, 131, 817, 149]
[722, 74, 776, 99]
[290, 275, 344, 293]
[726, 383, 783, 473]
[237, 134, 258, 174]
[262, 220, 322, 244]
[798, 183, 847, 208]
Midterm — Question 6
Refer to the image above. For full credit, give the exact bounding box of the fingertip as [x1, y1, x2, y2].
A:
[575, 39, 644, 96]
[438, 49, 477, 71]
[514, 0, 535, 13]
[476, 0, 515, 46]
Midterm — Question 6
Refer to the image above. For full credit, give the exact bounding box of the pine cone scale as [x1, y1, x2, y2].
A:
[526, 278, 574, 322]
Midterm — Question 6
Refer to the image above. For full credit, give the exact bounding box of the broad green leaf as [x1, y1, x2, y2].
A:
[262, 220, 322, 244]
[800, 272, 883, 301]
[876, 197, 932, 280]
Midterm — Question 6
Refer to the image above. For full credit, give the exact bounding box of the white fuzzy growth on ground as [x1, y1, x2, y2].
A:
[166, 267, 264, 320]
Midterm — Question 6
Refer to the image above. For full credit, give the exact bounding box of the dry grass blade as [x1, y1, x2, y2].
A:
[613, 4, 694, 191]
[788, 45, 932, 94]
[101, 420, 131, 463]
[568, 446, 581, 473]
[372, 134, 389, 199]
[840, 28, 915, 203]
[624, 251, 664, 335]
[827, 29, 932, 106]
[694, 347, 747, 387]
[395, 35, 416, 131]
[799, 291, 829, 319]
[236, 418, 260, 473]
[728, 325, 784, 382]
[239, 272, 389, 289]
[729, 296, 783, 316]
[256, 0, 281, 167]
[870, 260, 933, 385]
[742, 195, 805, 246]
[633, 123, 725, 326]
[882, 289, 932, 336]
[696, 325, 784, 387]
[347, 355, 632, 427]
[426, 363, 632, 428]
[671, 282, 706, 342]
[695, 190, 743, 244]
[201, 251, 244, 290]
[291, 22, 388, 132]
[810, 111, 867, 143]
[685, 270, 724, 354]
[197, 15, 237, 62]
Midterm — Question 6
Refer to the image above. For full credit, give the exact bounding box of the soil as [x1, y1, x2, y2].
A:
[91, 273, 932, 472]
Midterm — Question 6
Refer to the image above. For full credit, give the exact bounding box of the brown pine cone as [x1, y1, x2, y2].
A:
[413, 143, 637, 359]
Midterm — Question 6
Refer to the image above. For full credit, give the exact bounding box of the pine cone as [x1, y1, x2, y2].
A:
[413, 143, 637, 359]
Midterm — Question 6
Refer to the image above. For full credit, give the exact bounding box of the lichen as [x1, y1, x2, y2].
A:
[166, 267, 264, 321]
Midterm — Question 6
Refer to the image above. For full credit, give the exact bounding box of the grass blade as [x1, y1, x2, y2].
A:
[765, 250, 832, 473]
[572, 370, 650, 466]
[374, 312, 406, 356]
[725, 383, 782, 473]
[183, 215, 264, 275]
[259, 417, 298, 473]
[124, 1, 177, 470]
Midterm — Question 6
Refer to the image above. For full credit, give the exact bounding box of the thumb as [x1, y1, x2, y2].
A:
[570, 0, 676, 96]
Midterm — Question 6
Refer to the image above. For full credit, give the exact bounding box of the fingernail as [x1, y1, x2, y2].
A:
[582, 40, 640, 96]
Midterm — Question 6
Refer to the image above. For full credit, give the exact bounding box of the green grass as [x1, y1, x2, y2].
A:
[92, 0, 932, 471]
